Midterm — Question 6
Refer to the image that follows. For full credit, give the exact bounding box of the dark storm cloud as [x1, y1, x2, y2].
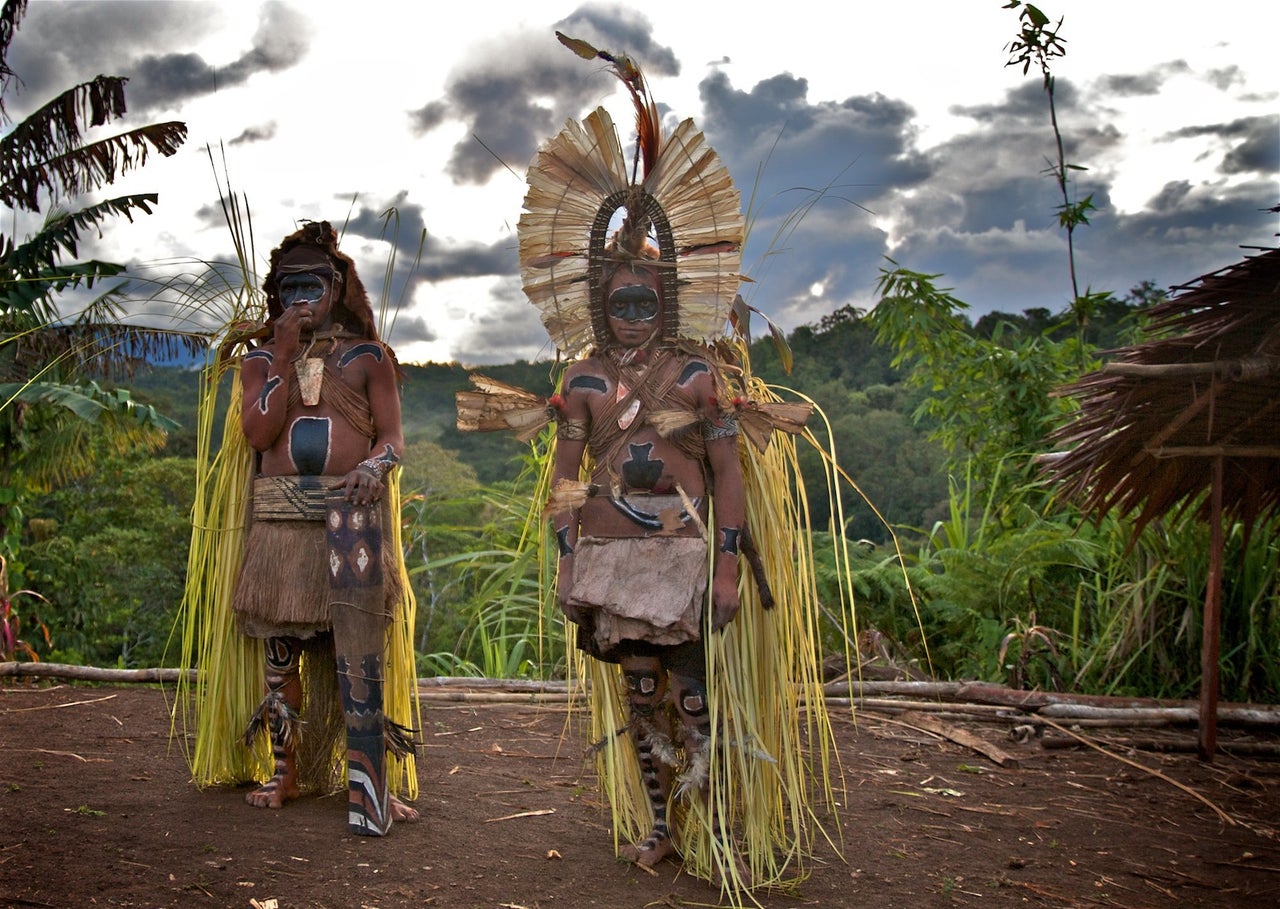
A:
[229, 122, 278, 145]
[1096, 73, 1163, 97]
[384, 313, 436, 349]
[951, 77, 1082, 127]
[690, 68, 933, 328]
[1205, 65, 1247, 92]
[338, 191, 517, 282]
[1164, 115, 1280, 177]
[408, 100, 449, 134]
[3, 0, 218, 114]
[450, 276, 558, 366]
[409, 3, 678, 186]
[699, 70, 927, 194]
[1093, 61, 1190, 99]
[128, 2, 312, 111]
[3, 1, 310, 118]
[1221, 117, 1280, 175]
[297, 192, 520, 359]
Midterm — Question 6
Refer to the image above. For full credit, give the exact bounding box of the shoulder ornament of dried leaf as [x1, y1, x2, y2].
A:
[517, 33, 745, 360]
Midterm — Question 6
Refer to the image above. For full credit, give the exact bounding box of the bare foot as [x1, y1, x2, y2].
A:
[390, 794, 419, 823]
[245, 773, 299, 809]
[714, 846, 753, 889]
[619, 830, 677, 869]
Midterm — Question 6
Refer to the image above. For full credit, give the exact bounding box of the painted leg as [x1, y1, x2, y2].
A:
[337, 649, 393, 835]
[618, 656, 678, 868]
[327, 492, 419, 834]
[244, 636, 302, 809]
[670, 671, 751, 887]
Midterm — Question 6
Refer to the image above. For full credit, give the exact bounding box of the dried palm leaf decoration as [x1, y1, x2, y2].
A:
[518, 33, 745, 359]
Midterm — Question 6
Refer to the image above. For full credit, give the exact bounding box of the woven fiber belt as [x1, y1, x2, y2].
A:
[251, 475, 340, 521]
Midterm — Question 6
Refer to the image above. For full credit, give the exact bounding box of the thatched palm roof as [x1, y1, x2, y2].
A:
[1046, 246, 1280, 534]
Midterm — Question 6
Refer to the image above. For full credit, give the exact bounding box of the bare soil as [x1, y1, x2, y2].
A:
[2, 682, 1278, 908]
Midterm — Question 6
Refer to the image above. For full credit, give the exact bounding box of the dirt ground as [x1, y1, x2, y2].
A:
[2, 682, 1278, 909]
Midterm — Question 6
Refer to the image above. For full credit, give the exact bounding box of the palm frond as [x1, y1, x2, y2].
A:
[3, 194, 160, 283]
[1, 107, 187, 211]
[0, 0, 26, 107]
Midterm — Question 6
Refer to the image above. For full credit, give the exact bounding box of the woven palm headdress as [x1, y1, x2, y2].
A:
[518, 33, 745, 359]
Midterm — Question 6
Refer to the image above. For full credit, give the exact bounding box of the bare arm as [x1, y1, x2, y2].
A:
[706, 418, 745, 632]
[240, 346, 289, 453]
[334, 344, 404, 506]
[550, 367, 591, 620]
[241, 305, 318, 451]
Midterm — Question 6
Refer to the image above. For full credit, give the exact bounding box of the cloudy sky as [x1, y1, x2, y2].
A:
[5, 0, 1277, 365]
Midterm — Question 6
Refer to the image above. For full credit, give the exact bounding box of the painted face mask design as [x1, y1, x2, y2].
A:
[278, 273, 328, 307]
[606, 284, 660, 323]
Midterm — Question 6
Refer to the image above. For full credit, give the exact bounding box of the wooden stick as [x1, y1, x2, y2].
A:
[894, 709, 1021, 767]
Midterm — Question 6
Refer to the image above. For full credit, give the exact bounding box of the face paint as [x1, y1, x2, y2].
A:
[279, 273, 329, 307]
[606, 284, 660, 323]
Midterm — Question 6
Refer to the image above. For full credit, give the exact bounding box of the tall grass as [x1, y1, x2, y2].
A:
[834, 459, 1280, 703]
[412, 447, 565, 680]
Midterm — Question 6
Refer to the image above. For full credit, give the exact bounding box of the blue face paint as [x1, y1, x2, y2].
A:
[279, 273, 328, 307]
[606, 284, 660, 322]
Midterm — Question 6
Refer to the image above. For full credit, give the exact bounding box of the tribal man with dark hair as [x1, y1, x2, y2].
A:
[232, 220, 418, 835]
[551, 253, 746, 867]
[456, 34, 838, 899]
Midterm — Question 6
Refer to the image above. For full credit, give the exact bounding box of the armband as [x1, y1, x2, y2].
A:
[558, 419, 588, 441]
[357, 457, 394, 480]
[720, 527, 741, 555]
[702, 413, 739, 441]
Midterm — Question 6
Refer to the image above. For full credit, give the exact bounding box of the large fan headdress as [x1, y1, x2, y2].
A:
[518, 34, 745, 360]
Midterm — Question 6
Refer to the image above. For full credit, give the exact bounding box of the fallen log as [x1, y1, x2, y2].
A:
[0, 662, 189, 684]
[5, 663, 1280, 733]
[1040, 735, 1280, 757]
[823, 679, 1280, 727]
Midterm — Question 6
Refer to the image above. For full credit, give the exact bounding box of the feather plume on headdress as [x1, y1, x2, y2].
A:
[454, 375, 557, 443]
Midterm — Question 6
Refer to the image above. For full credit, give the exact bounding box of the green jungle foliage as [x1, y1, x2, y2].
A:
[21, 289, 1280, 706]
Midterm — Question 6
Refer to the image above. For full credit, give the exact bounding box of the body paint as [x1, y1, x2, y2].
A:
[338, 343, 384, 369]
[677, 361, 709, 385]
[568, 374, 608, 394]
[289, 416, 332, 475]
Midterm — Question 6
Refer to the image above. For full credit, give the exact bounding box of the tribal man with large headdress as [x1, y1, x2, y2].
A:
[179, 221, 421, 837]
[457, 34, 840, 899]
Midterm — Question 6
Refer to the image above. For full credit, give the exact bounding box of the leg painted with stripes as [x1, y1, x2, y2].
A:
[618, 655, 679, 868]
[328, 493, 419, 835]
[337, 647, 393, 835]
[244, 636, 302, 809]
[670, 670, 752, 886]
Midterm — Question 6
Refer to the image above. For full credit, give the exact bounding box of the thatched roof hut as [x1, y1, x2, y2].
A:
[1044, 246, 1280, 758]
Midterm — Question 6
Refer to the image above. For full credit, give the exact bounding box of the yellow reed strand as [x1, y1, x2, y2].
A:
[675, 391, 844, 904]
[176, 357, 269, 785]
[384, 469, 420, 799]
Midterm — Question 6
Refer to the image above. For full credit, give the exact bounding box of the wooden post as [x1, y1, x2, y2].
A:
[1198, 455, 1224, 761]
